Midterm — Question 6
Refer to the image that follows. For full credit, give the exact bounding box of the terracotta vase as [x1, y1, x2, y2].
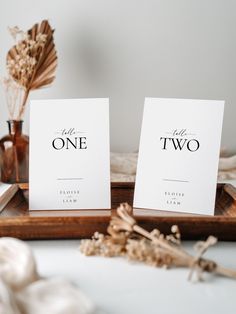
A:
[0, 120, 29, 183]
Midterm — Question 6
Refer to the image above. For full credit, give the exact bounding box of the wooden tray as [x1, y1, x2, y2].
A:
[0, 182, 236, 240]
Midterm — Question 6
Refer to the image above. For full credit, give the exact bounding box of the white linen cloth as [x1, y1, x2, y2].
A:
[0, 238, 95, 314]
[111, 152, 236, 181]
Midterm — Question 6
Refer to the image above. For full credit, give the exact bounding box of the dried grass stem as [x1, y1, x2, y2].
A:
[80, 203, 236, 281]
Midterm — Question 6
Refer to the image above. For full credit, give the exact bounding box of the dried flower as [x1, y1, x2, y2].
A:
[80, 203, 236, 282]
[8, 26, 26, 41]
[1, 77, 24, 120]
[1, 20, 57, 120]
[80, 232, 126, 257]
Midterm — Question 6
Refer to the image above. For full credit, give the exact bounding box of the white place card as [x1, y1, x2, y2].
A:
[134, 98, 224, 215]
[29, 98, 110, 210]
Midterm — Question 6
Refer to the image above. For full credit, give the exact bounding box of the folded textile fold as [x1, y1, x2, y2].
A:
[0, 238, 95, 314]
[111, 152, 236, 181]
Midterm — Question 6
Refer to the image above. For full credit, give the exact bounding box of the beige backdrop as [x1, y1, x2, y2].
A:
[0, 0, 235, 152]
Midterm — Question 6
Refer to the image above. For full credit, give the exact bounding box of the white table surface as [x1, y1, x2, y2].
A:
[27, 239, 236, 314]
[26, 179, 236, 314]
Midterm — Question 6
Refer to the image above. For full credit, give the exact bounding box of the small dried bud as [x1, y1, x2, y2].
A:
[117, 203, 135, 226]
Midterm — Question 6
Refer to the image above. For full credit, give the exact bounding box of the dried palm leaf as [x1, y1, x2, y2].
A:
[6, 20, 57, 119]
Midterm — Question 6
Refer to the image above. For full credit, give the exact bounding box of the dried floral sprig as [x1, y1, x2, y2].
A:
[1, 20, 57, 120]
[1, 77, 24, 120]
[80, 203, 236, 281]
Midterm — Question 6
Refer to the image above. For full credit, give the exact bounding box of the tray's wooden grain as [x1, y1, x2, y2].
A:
[0, 182, 236, 240]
